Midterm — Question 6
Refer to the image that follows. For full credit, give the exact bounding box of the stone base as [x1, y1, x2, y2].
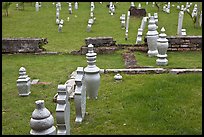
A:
[148, 50, 158, 57]
[156, 58, 168, 66]
[19, 91, 31, 97]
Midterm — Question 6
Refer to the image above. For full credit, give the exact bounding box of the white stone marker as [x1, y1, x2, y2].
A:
[56, 18, 60, 25]
[130, 2, 135, 7]
[17, 67, 31, 96]
[136, 28, 143, 44]
[58, 23, 63, 32]
[120, 14, 126, 29]
[181, 29, 187, 36]
[140, 16, 148, 31]
[75, 2, 78, 10]
[30, 100, 56, 135]
[154, 13, 158, 26]
[146, 16, 159, 57]
[68, 3, 72, 14]
[87, 19, 93, 32]
[35, 2, 39, 12]
[84, 44, 100, 99]
[74, 67, 86, 123]
[138, 3, 141, 9]
[156, 27, 169, 66]
[56, 85, 70, 135]
[177, 8, 184, 36]
[199, 11, 202, 27]
[125, 10, 130, 40]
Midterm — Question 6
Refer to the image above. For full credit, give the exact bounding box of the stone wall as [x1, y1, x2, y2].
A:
[85, 37, 116, 47]
[2, 38, 48, 53]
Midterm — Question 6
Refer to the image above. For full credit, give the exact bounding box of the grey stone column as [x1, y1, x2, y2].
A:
[16, 67, 31, 96]
[146, 16, 159, 57]
[35, 2, 39, 12]
[30, 100, 56, 135]
[74, 67, 86, 123]
[56, 85, 70, 135]
[84, 44, 100, 99]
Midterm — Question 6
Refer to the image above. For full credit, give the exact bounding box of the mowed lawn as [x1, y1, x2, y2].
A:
[2, 2, 202, 135]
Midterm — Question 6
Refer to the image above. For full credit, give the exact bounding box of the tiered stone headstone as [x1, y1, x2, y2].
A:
[16, 3, 19, 10]
[56, 9, 60, 19]
[35, 2, 39, 12]
[16, 67, 31, 96]
[74, 67, 86, 123]
[156, 27, 169, 66]
[146, 16, 158, 57]
[177, 8, 184, 36]
[110, 4, 115, 15]
[30, 100, 56, 135]
[136, 28, 143, 44]
[56, 18, 60, 25]
[192, 4, 198, 18]
[56, 85, 70, 135]
[68, 3, 72, 14]
[125, 11, 130, 40]
[75, 2, 78, 10]
[120, 14, 126, 29]
[84, 44, 100, 99]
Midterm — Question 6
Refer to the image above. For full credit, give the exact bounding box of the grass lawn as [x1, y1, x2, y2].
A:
[2, 2, 202, 135]
[2, 2, 202, 52]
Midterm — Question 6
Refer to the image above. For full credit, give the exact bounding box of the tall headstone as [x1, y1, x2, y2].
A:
[140, 16, 148, 31]
[16, 67, 31, 96]
[30, 100, 56, 135]
[156, 27, 169, 66]
[181, 29, 187, 36]
[87, 19, 93, 32]
[177, 9, 184, 36]
[199, 11, 202, 27]
[74, 67, 86, 123]
[56, 85, 70, 135]
[125, 11, 130, 40]
[146, 16, 159, 57]
[58, 23, 63, 32]
[84, 44, 100, 99]
[130, 2, 135, 8]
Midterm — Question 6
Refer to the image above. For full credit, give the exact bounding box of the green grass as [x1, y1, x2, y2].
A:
[2, 2, 202, 52]
[2, 54, 202, 135]
[2, 2, 202, 135]
[135, 50, 202, 68]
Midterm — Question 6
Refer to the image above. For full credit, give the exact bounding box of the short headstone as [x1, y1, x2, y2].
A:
[16, 67, 31, 96]
[136, 28, 143, 44]
[114, 73, 122, 81]
[181, 29, 187, 36]
[30, 100, 56, 135]
[31, 79, 39, 85]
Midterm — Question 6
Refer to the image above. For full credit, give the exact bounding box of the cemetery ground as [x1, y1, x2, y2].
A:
[2, 2, 202, 135]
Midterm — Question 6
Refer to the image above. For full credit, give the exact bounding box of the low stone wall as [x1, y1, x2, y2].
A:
[85, 37, 116, 47]
[2, 38, 48, 53]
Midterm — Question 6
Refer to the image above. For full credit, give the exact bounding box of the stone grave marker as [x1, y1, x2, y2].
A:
[56, 85, 70, 135]
[74, 67, 86, 123]
[177, 8, 184, 36]
[17, 67, 31, 96]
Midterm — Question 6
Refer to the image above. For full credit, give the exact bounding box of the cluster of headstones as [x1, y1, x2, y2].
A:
[87, 2, 96, 32]
[55, 2, 64, 32]
[27, 44, 101, 135]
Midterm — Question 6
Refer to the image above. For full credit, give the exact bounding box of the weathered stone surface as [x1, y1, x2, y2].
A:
[122, 51, 137, 68]
[129, 7, 146, 17]
[2, 38, 48, 53]
[85, 37, 116, 47]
